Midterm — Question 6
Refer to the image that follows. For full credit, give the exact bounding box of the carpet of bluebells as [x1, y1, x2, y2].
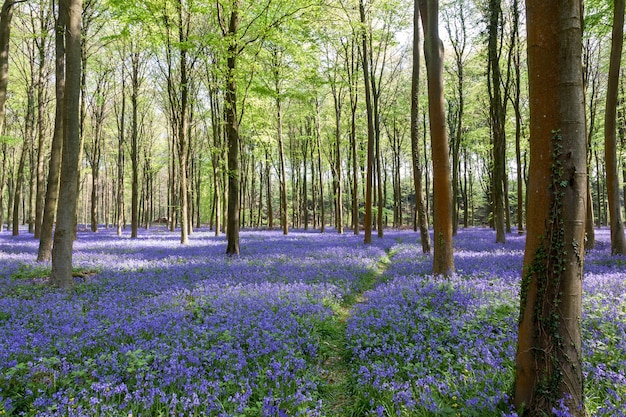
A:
[0, 226, 624, 416]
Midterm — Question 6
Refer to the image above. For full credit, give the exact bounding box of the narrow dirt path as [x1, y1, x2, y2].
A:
[318, 252, 392, 416]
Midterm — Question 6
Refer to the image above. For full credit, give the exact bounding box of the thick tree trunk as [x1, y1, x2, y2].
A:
[37, 3, 65, 262]
[514, 0, 586, 415]
[51, 0, 82, 289]
[604, 0, 626, 255]
[418, 0, 454, 275]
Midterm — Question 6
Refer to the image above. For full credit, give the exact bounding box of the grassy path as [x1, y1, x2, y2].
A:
[318, 253, 392, 416]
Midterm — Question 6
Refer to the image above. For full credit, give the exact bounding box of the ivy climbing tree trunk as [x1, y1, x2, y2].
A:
[514, 0, 587, 415]
[418, 0, 454, 275]
[604, 0, 626, 255]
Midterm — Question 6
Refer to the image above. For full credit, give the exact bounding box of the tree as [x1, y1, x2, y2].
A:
[418, 0, 453, 275]
[604, 0, 626, 255]
[360, 0, 375, 245]
[411, 2, 430, 253]
[50, 0, 82, 288]
[487, 0, 507, 244]
[514, 0, 587, 415]
[37, 0, 65, 261]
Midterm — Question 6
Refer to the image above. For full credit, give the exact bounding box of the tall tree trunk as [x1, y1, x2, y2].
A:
[51, 0, 82, 289]
[514, 0, 586, 415]
[12, 144, 27, 236]
[0, 0, 15, 136]
[223, 2, 240, 255]
[116, 53, 126, 236]
[418, 0, 453, 274]
[274, 50, 288, 235]
[487, 0, 506, 244]
[265, 147, 272, 229]
[411, 3, 430, 252]
[34, 4, 49, 239]
[130, 49, 143, 239]
[315, 98, 325, 232]
[332, 87, 343, 234]
[360, 0, 375, 244]
[512, 0, 523, 234]
[37, 1, 65, 261]
[604, 0, 626, 255]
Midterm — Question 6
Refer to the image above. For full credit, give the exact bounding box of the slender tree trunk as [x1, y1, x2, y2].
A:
[0, 0, 16, 137]
[130, 49, 143, 239]
[34, 8, 49, 239]
[224, 2, 240, 255]
[513, 0, 524, 234]
[315, 98, 325, 232]
[333, 90, 343, 234]
[37, 3, 65, 262]
[12, 143, 26, 236]
[0, 0, 18, 234]
[265, 147, 272, 229]
[274, 53, 288, 235]
[411, 4, 431, 252]
[116, 56, 126, 236]
[487, 0, 506, 244]
[360, 0, 375, 244]
[51, 0, 81, 289]
[604, 0, 626, 255]
[418, 0, 453, 275]
[514, 0, 586, 414]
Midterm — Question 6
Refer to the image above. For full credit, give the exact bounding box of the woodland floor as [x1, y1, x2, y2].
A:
[0, 226, 624, 416]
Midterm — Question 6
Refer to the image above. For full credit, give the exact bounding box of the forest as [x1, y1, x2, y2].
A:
[0, 0, 624, 416]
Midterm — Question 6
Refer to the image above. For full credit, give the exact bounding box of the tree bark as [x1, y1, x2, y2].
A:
[315, 97, 325, 232]
[360, 0, 375, 244]
[273, 48, 288, 235]
[514, 0, 586, 414]
[418, 0, 454, 275]
[604, 0, 626, 255]
[223, 2, 240, 255]
[487, 0, 506, 244]
[411, 3, 431, 253]
[34, 3, 50, 239]
[37, 2, 65, 262]
[51, 0, 82, 289]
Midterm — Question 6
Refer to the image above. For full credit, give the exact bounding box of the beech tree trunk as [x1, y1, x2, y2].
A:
[411, 3, 431, 253]
[37, 1, 65, 262]
[34, 3, 50, 239]
[51, 0, 82, 289]
[360, 0, 375, 244]
[604, 0, 626, 255]
[487, 0, 506, 244]
[418, 0, 454, 275]
[222, 2, 240, 255]
[514, 0, 586, 415]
